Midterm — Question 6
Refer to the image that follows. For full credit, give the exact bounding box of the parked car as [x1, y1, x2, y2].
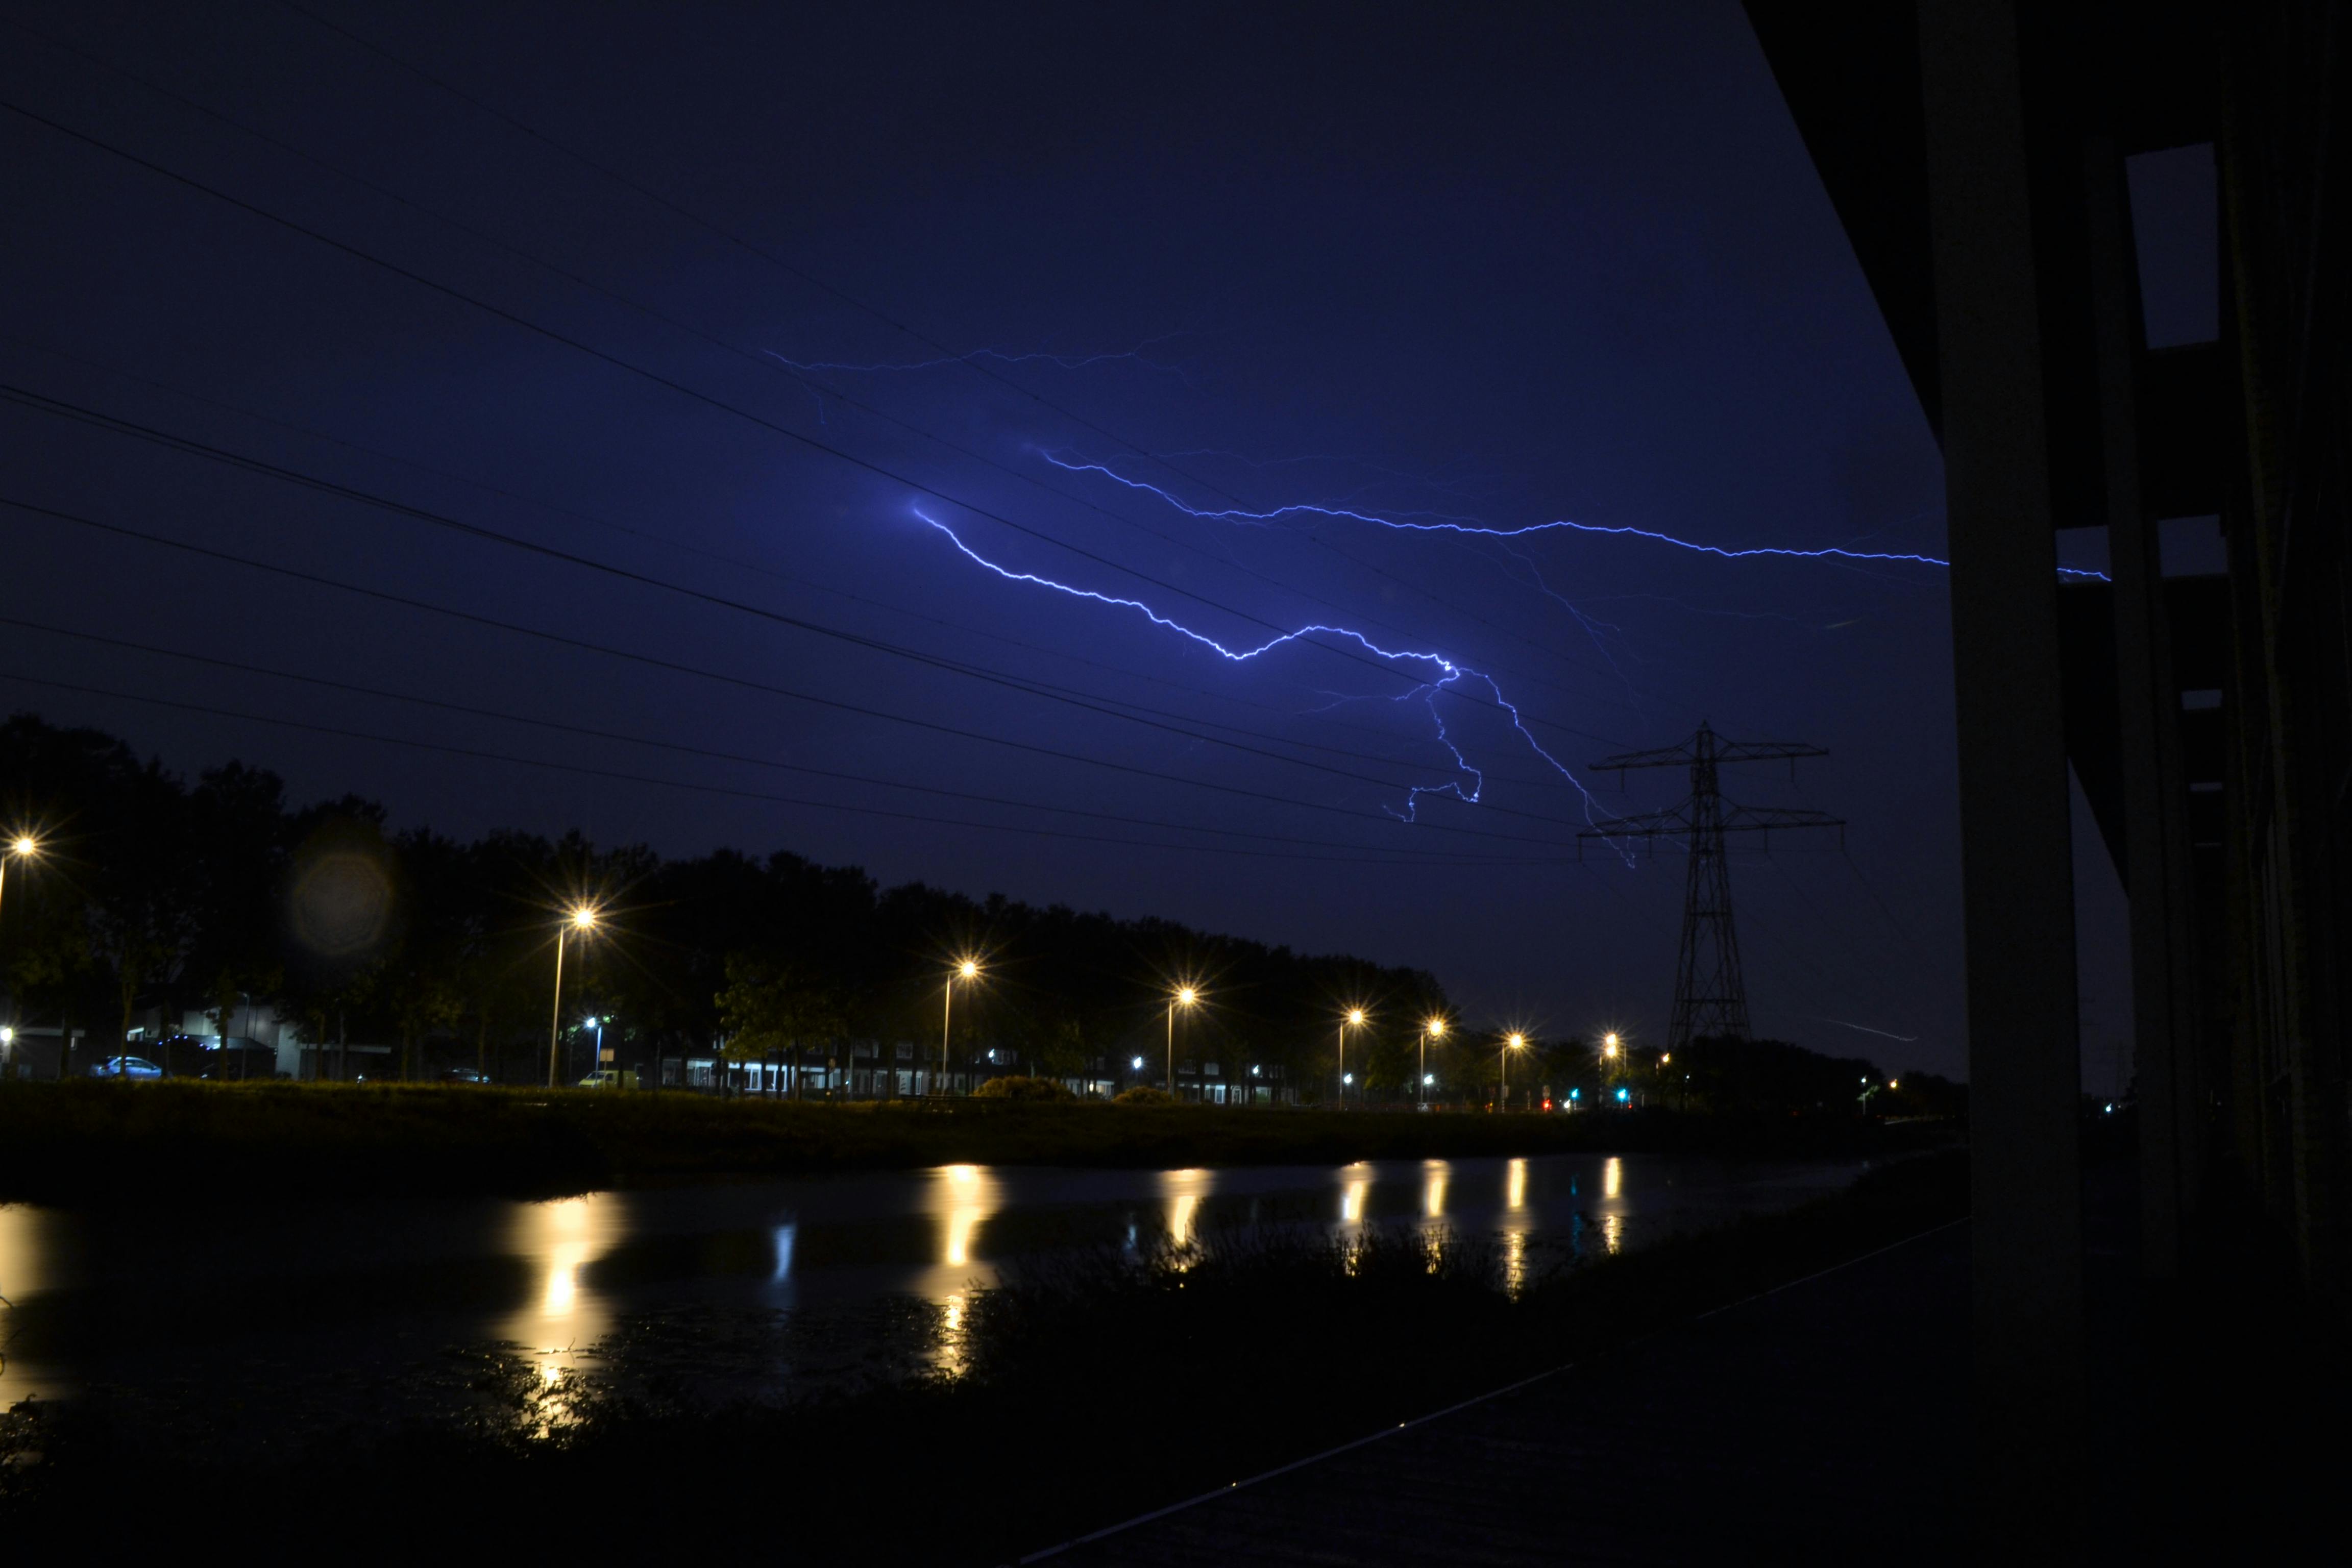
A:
[576, 1069, 639, 1090]
[439, 1068, 492, 1085]
[90, 1056, 163, 1080]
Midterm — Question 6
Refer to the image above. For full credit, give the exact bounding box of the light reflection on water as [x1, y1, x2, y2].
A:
[1501, 1157, 1531, 1296]
[927, 1163, 998, 1375]
[1162, 1167, 1211, 1251]
[0, 1152, 1869, 1418]
[1601, 1156, 1626, 1256]
[0, 1202, 69, 1401]
[505, 1193, 623, 1396]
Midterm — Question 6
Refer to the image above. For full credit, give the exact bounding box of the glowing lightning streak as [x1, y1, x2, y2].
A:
[1041, 451, 2111, 581]
[912, 509, 1615, 834]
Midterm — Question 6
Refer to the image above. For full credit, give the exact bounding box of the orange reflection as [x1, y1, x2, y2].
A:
[1161, 1167, 1212, 1249]
[1501, 1158, 1532, 1297]
[0, 1203, 65, 1402]
[504, 1193, 623, 1403]
[1339, 1162, 1372, 1225]
[937, 1164, 992, 1268]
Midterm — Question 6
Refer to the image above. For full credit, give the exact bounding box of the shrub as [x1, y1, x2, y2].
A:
[1113, 1086, 1179, 1107]
[971, 1075, 1076, 1102]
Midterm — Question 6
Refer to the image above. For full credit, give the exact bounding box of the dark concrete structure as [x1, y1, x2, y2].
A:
[1746, 0, 2349, 1545]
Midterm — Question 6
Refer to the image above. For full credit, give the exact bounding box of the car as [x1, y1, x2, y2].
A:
[90, 1055, 163, 1080]
[439, 1068, 493, 1085]
[576, 1068, 639, 1090]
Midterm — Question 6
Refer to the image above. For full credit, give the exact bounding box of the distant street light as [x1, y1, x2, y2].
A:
[1419, 1015, 1448, 1111]
[548, 905, 600, 1087]
[0, 835, 39, 1062]
[1338, 1008, 1367, 1108]
[1501, 1032, 1527, 1112]
[941, 957, 983, 1097]
[0, 832, 40, 929]
[1166, 984, 1200, 1095]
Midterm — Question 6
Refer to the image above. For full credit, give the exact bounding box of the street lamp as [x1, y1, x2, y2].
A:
[1166, 984, 1199, 1096]
[1501, 1032, 1527, 1112]
[1338, 1008, 1366, 1108]
[0, 832, 39, 925]
[941, 957, 982, 1097]
[1419, 1015, 1447, 1111]
[0, 836, 38, 1068]
[548, 905, 599, 1087]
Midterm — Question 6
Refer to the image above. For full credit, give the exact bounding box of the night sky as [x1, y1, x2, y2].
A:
[1, 2, 2154, 1084]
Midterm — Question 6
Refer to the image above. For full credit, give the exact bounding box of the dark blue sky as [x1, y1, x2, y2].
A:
[0, 1, 2141, 1082]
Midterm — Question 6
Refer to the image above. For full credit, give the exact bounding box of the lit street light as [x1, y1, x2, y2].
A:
[0, 831, 40, 927]
[1166, 984, 1199, 1096]
[941, 957, 982, 1097]
[1419, 1015, 1448, 1111]
[0, 835, 39, 1065]
[1500, 1032, 1526, 1112]
[1338, 1008, 1366, 1108]
[548, 905, 599, 1088]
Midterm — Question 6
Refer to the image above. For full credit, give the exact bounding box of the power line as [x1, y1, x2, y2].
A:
[0, 90, 1621, 752]
[0, 492, 1588, 853]
[0, 380, 1613, 839]
[0, 9, 1618, 709]
[0, 328, 1578, 787]
[0, 667, 1558, 869]
[8, 10, 1669, 732]
[0, 612, 1559, 866]
[270, 1, 1694, 722]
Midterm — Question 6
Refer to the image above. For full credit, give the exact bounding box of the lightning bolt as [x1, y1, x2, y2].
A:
[911, 507, 1617, 836]
[1039, 450, 2111, 581]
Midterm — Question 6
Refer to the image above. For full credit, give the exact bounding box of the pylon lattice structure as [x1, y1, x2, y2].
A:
[1579, 723, 1845, 1052]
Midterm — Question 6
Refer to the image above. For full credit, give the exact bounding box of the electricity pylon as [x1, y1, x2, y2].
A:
[1579, 723, 1844, 1051]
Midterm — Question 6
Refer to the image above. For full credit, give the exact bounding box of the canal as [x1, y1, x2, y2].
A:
[0, 1152, 1868, 1436]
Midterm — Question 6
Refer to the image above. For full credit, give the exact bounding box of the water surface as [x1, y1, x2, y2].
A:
[0, 1152, 1865, 1433]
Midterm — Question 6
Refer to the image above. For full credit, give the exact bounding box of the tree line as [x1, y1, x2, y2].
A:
[0, 716, 1464, 1092]
[0, 715, 1956, 1112]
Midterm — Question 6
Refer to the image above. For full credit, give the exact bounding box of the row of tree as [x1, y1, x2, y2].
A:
[0, 716, 1952, 1111]
[0, 716, 1458, 1092]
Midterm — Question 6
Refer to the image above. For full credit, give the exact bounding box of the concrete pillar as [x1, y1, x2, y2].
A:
[2081, 136, 2204, 1280]
[1916, 0, 2087, 1544]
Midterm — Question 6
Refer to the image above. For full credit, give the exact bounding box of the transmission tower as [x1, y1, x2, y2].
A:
[1579, 723, 1844, 1051]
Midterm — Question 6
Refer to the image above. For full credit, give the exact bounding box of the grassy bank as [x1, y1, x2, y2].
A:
[0, 1150, 1968, 1556]
[0, 1080, 1947, 1202]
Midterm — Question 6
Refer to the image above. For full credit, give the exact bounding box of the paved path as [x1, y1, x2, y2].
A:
[1030, 1223, 1970, 1566]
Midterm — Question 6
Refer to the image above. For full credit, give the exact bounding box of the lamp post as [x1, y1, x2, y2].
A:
[941, 958, 979, 1097]
[1338, 1008, 1365, 1108]
[547, 905, 598, 1088]
[1500, 1032, 1526, 1112]
[1420, 1016, 1447, 1111]
[0, 834, 37, 925]
[0, 836, 37, 1074]
[1166, 985, 1198, 1096]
